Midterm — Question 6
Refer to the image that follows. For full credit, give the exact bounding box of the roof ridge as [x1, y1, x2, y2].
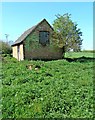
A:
[12, 19, 53, 46]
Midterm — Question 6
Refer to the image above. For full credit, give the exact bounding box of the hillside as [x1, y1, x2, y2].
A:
[1, 53, 94, 118]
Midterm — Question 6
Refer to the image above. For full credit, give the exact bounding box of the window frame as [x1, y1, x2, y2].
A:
[39, 31, 50, 46]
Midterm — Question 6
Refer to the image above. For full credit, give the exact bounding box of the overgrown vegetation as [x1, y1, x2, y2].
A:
[1, 52, 94, 118]
[0, 41, 12, 54]
[52, 13, 83, 53]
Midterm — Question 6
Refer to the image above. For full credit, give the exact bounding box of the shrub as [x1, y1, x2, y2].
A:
[0, 40, 12, 54]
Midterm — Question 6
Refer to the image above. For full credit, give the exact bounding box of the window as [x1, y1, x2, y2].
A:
[39, 31, 49, 46]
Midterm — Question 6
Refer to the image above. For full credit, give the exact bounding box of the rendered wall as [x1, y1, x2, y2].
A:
[12, 46, 18, 59]
[12, 44, 24, 61]
[19, 44, 24, 61]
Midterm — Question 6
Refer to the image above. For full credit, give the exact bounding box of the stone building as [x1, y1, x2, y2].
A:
[12, 19, 63, 61]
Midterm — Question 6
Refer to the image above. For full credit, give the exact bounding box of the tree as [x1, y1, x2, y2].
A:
[0, 40, 12, 54]
[52, 13, 83, 55]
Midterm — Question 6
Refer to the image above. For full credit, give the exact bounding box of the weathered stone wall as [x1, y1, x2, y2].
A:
[25, 46, 63, 60]
[24, 20, 63, 60]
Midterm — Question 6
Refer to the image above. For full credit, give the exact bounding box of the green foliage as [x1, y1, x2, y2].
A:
[52, 13, 83, 52]
[25, 33, 39, 51]
[0, 41, 12, 54]
[2, 54, 94, 118]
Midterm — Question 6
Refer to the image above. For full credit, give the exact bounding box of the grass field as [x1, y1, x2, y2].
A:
[65, 51, 95, 58]
[1, 52, 94, 118]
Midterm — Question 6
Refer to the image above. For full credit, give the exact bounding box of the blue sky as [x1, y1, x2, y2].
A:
[1, 2, 93, 50]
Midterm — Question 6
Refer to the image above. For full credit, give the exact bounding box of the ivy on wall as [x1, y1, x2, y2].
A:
[25, 32, 39, 51]
[24, 31, 59, 53]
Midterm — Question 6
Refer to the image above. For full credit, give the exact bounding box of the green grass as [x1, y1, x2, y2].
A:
[1, 53, 94, 118]
[65, 52, 95, 58]
[0, 55, 2, 119]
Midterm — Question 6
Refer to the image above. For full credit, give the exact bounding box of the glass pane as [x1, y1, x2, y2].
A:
[39, 31, 49, 45]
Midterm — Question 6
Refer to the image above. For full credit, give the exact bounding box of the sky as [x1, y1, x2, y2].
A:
[1, 2, 93, 50]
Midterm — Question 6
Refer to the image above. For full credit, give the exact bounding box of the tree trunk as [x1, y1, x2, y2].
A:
[62, 46, 66, 58]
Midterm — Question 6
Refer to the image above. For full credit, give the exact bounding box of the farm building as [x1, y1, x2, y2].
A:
[12, 19, 63, 61]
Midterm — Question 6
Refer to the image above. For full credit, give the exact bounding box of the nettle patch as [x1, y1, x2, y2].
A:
[2, 56, 94, 118]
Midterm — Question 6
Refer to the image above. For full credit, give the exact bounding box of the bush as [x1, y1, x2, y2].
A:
[0, 41, 12, 54]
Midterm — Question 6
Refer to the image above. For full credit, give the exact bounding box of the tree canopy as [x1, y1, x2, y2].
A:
[52, 13, 83, 53]
[0, 40, 12, 54]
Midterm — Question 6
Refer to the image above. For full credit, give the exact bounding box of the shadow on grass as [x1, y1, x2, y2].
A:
[30, 56, 95, 63]
[64, 56, 95, 62]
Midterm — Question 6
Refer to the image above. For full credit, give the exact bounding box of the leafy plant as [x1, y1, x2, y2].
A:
[0, 41, 12, 54]
[52, 13, 83, 54]
[2, 53, 94, 118]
